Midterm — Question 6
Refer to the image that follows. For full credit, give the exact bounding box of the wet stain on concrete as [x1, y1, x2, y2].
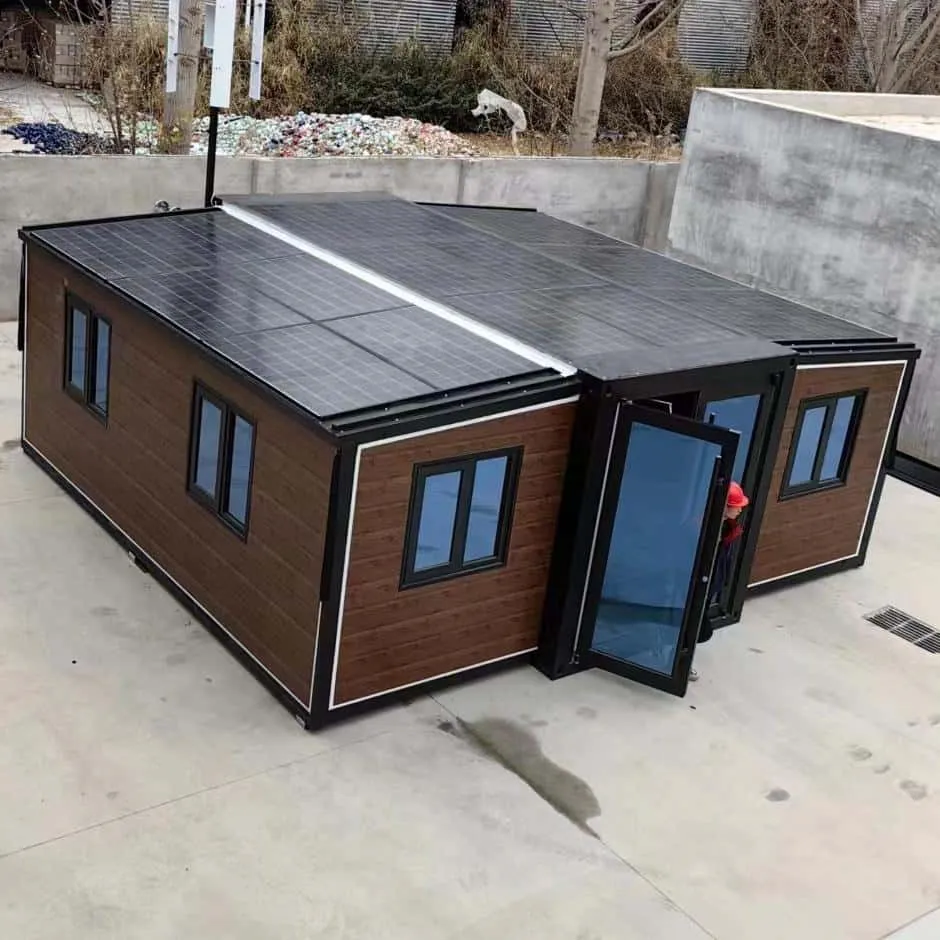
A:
[1, 439, 18, 451]
[929, 714, 940, 727]
[900, 780, 928, 801]
[908, 720, 921, 727]
[520, 713, 548, 728]
[576, 706, 597, 720]
[848, 746, 873, 762]
[438, 717, 601, 835]
[766, 788, 791, 802]
[106, 790, 119, 800]
[91, 606, 118, 617]
[748, 647, 765, 654]
[873, 763, 891, 775]
[165, 652, 187, 667]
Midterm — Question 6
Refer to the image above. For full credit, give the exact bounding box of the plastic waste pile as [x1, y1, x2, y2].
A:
[189, 111, 479, 157]
[0, 122, 114, 154]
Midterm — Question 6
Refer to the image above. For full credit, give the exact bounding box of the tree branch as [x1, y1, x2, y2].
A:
[607, 0, 684, 60]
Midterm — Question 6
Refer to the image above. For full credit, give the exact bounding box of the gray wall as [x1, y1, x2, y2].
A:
[668, 89, 940, 468]
[2, 153, 678, 319]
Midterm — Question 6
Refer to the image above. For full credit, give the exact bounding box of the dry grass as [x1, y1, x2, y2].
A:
[466, 131, 682, 160]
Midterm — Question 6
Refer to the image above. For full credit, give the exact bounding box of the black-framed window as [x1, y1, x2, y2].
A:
[65, 298, 111, 419]
[782, 391, 866, 498]
[401, 447, 522, 588]
[188, 384, 256, 535]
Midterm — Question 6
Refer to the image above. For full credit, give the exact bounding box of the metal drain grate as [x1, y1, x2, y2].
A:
[864, 606, 940, 654]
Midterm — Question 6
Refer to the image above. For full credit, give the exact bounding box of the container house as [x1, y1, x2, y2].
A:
[17, 193, 919, 728]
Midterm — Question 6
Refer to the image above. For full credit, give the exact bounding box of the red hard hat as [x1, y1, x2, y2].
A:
[727, 481, 749, 508]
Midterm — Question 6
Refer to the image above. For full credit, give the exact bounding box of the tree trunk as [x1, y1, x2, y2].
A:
[568, 0, 615, 157]
[163, 0, 204, 154]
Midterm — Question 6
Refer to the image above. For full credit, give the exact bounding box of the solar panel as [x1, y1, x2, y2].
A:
[325, 306, 538, 389]
[36, 212, 301, 282]
[428, 204, 617, 247]
[245, 198, 487, 251]
[210, 322, 435, 417]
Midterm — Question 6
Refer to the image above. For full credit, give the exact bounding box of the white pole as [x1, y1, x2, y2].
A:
[165, 0, 180, 93]
[209, 0, 238, 109]
[248, 0, 266, 100]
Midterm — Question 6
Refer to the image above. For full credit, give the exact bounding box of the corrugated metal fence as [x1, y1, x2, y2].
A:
[322, 0, 456, 53]
[677, 0, 755, 74]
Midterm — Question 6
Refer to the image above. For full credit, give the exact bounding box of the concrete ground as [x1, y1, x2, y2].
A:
[1, 322, 939, 939]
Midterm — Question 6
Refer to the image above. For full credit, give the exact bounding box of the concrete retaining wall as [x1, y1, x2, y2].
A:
[668, 88, 940, 468]
[1, 153, 679, 319]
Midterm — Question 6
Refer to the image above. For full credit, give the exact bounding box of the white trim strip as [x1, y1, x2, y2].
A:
[797, 359, 907, 370]
[572, 400, 620, 654]
[24, 439, 308, 709]
[749, 357, 910, 589]
[308, 600, 322, 710]
[361, 395, 581, 451]
[328, 396, 579, 708]
[331, 647, 537, 710]
[221, 203, 576, 378]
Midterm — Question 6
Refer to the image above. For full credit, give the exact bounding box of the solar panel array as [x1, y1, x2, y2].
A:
[32, 211, 545, 418]
[32, 196, 886, 421]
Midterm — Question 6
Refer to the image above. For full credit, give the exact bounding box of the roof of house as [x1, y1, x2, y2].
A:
[23, 193, 888, 423]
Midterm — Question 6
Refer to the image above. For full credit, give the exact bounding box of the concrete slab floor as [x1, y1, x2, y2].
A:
[1, 322, 939, 938]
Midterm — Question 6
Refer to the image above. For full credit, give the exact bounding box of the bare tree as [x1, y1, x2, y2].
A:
[855, 0, 940, 92]
[568, 0, 685, 155]
[162, 0, 205, 153]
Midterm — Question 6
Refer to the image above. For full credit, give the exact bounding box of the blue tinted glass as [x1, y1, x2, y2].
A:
[464, 456, 508, 563]
[414, 470, 461, 571]
[225, 415, 254, 525]
[194, 398, 222, 497]
[93, 320, 110, 412]
[789, 406, 826, 486]
[705, 394, 760, 483]
[68, 307, 87, 390]
[820, 396, 857, 481]
[592, 422, 721, 676]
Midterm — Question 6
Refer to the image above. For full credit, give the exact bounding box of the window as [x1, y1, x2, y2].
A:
[188, 385, 256, 535]
[64, 299, 111, 418]
[782, 391, 866, 497]
[401, 448, 522, 588]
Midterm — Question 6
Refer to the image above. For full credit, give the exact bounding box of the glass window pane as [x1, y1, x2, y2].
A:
[704, 394, 761, 483]
[194, 398, 222, 498]
[225, 415, 254, 525]
[414, 470, 461, 572]
[820, 396, 857, 481]
[68, 307, 87, 391]
[592, 422, 721, 677]
[463, 456, 509, 563]
[789, 406, 826, 486]
[93, 320, 110, 413]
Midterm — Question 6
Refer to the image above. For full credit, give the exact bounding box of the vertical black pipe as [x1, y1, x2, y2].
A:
[204, 106, 220, 207]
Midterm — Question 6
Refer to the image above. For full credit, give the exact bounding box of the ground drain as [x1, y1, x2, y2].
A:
[864, 606, 940, 654]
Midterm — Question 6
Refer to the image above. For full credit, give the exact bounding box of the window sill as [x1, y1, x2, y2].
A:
[400, 557, 507, 591]
[779, 477, 849, 501]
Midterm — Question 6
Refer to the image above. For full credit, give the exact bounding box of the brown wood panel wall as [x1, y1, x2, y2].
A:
[24, 247, 336, 704]
[334, 402, 577, 705]
[750, 362, 905, 585]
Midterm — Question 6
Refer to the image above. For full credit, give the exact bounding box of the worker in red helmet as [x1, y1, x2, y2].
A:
[690, 480, 749, 681]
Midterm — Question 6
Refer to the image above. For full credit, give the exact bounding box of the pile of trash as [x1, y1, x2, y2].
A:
[0, 122, 114, 155]
[188, 111, 479, 157]
[3, 110, 480, 158]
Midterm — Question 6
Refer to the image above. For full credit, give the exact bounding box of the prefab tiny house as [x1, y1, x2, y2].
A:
[17, 194, 919, 728]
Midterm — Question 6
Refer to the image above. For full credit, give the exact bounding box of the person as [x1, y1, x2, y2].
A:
[689, 481, 749, 682]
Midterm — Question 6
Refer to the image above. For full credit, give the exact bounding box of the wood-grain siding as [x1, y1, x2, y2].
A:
[750, 362, 905, 585]
[24, 247, 336, 704]
[334, 402, 577, 705]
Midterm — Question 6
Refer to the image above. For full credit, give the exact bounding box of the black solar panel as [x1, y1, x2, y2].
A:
[427, 204, 617, 247]
[37, 212, 300, 282]
[325, 306, 538, 388]
[246, 198, 487, 251]
[210, 322, 435, 417]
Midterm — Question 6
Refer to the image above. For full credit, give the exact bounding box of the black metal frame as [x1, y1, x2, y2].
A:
[187, 382, 257, 539]
[891, 451, 940, 498]
[63, 293, 111, 423]
[399, 447, 523, 590]
[779, 389, 867, 500]
[575, 404, 738, 696]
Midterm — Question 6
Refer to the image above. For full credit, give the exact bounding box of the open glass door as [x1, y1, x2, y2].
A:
[578, 404, 739, 695]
